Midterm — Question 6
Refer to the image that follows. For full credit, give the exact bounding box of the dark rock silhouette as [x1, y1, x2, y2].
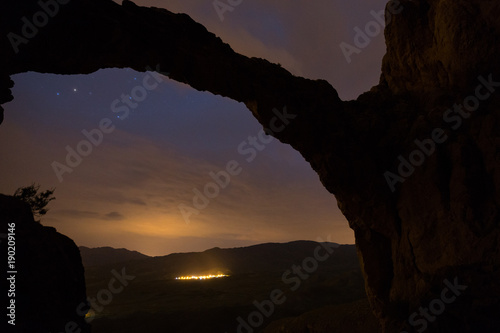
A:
[0, 195, 89, 333]
[264, 299, 381, 333]
[1, 0, 499, 331]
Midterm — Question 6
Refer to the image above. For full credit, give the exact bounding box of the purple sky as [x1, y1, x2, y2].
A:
[0, 0, 388, 256]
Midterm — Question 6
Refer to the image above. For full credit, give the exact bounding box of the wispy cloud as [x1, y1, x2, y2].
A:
[0, 0, 375, 255]
[55, 209, 124, 221]
[56, 209, 100, 219]
[104, 211, 125, 220]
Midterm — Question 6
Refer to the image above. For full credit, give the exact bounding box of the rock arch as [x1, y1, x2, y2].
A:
[1, 0, 499, 331]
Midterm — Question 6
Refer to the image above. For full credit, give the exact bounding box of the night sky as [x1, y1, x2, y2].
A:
[0, 0, 387, 256]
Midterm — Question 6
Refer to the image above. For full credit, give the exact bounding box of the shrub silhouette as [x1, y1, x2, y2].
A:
[13, 183, 55, 222]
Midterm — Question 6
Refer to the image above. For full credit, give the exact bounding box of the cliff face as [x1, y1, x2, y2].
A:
[0, 195, 90, 332]
[0, 0, 499, 331]
[362, 2, 500, 331]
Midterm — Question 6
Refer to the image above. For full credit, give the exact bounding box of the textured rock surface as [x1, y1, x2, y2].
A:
[0, 195, 89, 332]
[1, 0, 499, 331]
[264, 299, 381, 333]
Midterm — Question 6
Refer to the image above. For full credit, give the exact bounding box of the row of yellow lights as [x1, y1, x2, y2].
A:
[175, 274, 229, 280]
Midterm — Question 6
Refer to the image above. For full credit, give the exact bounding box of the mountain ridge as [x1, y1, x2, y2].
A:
[79, 240, 343, 267]
[83, 240, 369, 333]
[79, 245, 150, 267]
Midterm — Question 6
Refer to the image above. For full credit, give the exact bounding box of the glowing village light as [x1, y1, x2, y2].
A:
[175, 274, 229, 280]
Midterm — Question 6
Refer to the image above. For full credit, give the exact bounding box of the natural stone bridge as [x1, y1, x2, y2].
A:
[1, 0, 499, 331]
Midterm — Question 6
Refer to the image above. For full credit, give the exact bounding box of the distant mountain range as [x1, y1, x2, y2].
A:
[79, 240, 342, 273]
[78, 246, 150, 267]
[81, 241, 375, 333]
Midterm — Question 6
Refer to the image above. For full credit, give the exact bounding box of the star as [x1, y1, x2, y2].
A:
[73, 88, 77, 92]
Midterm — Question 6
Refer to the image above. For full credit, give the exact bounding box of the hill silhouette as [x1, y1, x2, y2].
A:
[79, 246, 150, 267]
[83, 241, 377, 332]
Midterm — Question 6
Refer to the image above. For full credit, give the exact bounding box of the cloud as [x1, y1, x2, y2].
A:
[130, 0, 388, 99]
[0, 1, 367, 256]
[56, 209, 100, 219]
[1, 99, 353, 256]
[54, 209, 124, 221]
[104, 211, 125, 220]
